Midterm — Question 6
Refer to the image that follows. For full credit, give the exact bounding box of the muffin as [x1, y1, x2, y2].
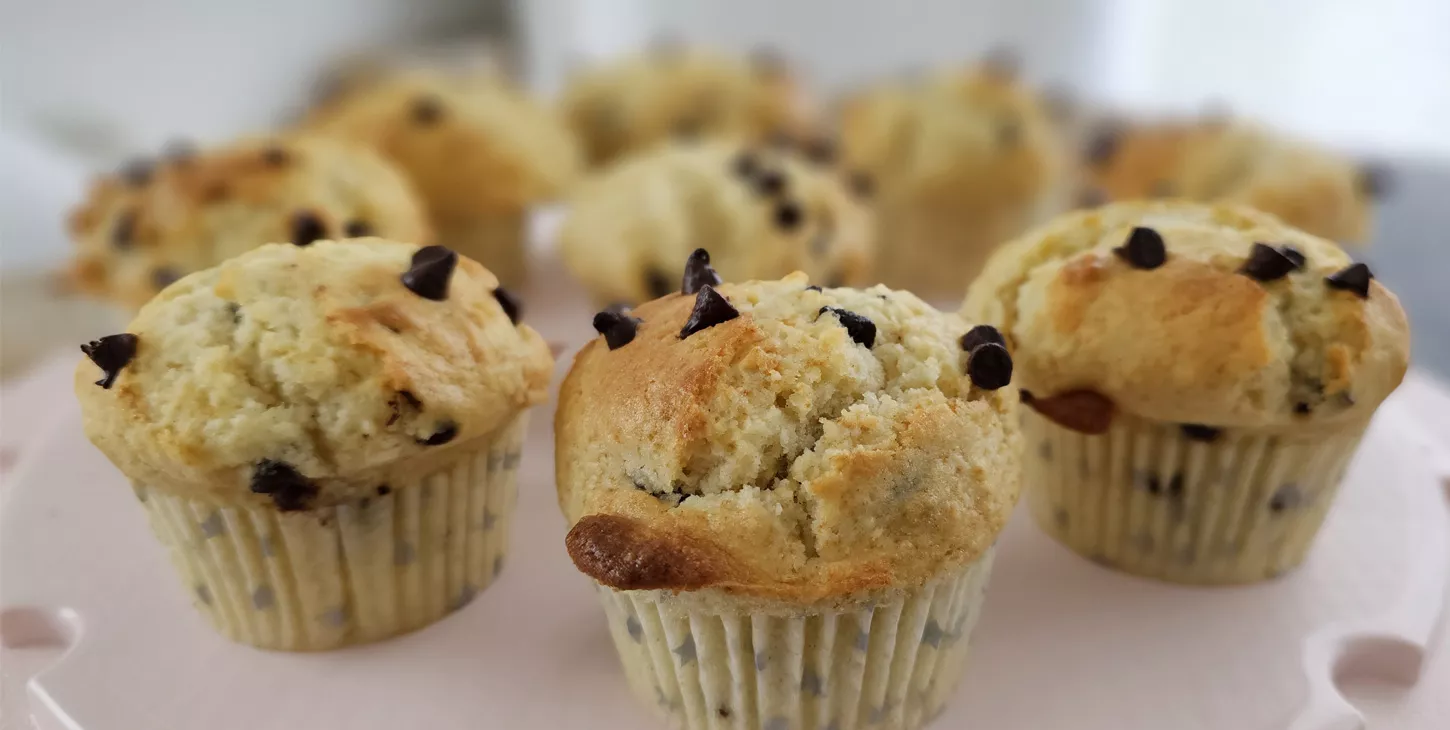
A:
[557, 258, 1022, 730]
[963, 201, 1410, 584]
[561, 45, 811, 169]
[558, 140, 875, 306]
[837, 61, 1065, 300]
[1079, 118, 1384, 244]
[75, 239, 552, 649]
[67, 134, 430, 311]
[306, 71, 580, 286]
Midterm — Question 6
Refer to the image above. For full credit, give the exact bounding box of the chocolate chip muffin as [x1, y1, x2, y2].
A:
[561, 45, 810, 169]
[1078, 118, 1382, 244]
[837, 61, 1065, 300]
[557, 257, 1021, 730]
[75, 238, 552, 649]
[558, 140, 875, 307]
[963, 200, 1410, 584]
[305, 71, 580, 286]
[67, 134, 430, 311]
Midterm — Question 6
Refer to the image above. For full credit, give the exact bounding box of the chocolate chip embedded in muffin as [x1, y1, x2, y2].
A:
[112, 209, 138, 249]
[343, 219, 373, 238]
[681, 248, 722, 295]
[1113, 226, 1167, 270]
[959, 324, 1006, 353]
[1238, 242, 1306, 282]
[1269, 484, 1303, 513]
[679, 285, 739, 339]
[593, 310, 642, 350]
[801, 138, 837, 166]
[401, 245, 458, 301]
[751, 170, 787, 197]
[80, 333, 139, 389]
[731, 151, 760, 179]
[418, 421, 458, 446]
[965, 342, 1012, 390]
[411, 95, 444, 125]
[1325, 262, 1373, 299]
[774, 201, 804, 232]
[250, 459, 318, 512]
[290, 211, 328, 247]
[260, 145, 290, 166]
[494, 288, 522, 325]
[1024, 390, 1115, 434]
[819, 307, 876, 348]
[1180, 424, 1222, 442]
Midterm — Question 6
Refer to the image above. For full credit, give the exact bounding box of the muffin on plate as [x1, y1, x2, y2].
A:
[557, 257, 1021, 730]
[837, 60, 1065, 300]
[963, 200, 1409, 584]
[306, 71, 580, 286]
[1079, 117, 1384, 244]
[67, 134, 430, 311]
[558, 139, 875, 307]
[561, 44, 811, 169]
[75, 239, 552, 650]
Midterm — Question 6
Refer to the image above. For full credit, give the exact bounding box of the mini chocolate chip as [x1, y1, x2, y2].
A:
[802, 138, 836, 165]
[1168, 474, 1185, 499]
[290, 211, 327, 246]
[752, 170, 787, 197]
[819, 307, 876, 348]
[774, 201, 804, 231]
[1269, 484, 1303, 513]
[419, 422, 458, 446]
[718, 707, 732, 719]
[960, 324, 1006, 353]
[1145, 475, 1162, 495]
[1113, 226, 1167, 269]
[261, 146, 289, 166]
[1020, 389, 1035, 403]
[343, 219, 373, 238]
[1077, 188, 1107, 208]
[151, 267, 181, 290]
[118, 158, 154, 186]
[1181, 424, 1222, 442]
[1358, 164, 1391, 199]
[1150, 180, 1176, 198]
[966, 343, 1013, 390]
[112, 209, 138, 249]
[997, 118, 1021, 148]
[1294, 402, 1312, 416]
[645, 268, 673, 299]
[412, 96, 444, 125]
[1084, 127, 1121, 166]
[805, 285, 822, 292]
[593, 310, 641, 350]
[1239, 242, 1305, 282]
[80, 333, 138, 389]
[401, 245, 458, 300]
[493, 288, 522, 324]
[680, 248, 722, 295]
[679, 285, 739, 339]
[1325, 262, 1372, 299]
[732, 151, 759, 178]
[376, 485, 392, 496]
[250, 459, 318, 512]
[226, 302, 242, 324]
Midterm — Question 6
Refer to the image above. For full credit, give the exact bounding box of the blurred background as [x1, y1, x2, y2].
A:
[2, 0, 1447, 376]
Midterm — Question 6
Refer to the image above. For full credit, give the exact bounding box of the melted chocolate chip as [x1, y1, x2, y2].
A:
[1181, 424, 1222, 442]
[412, 96, 444, 125]
[1113, 226, 1167, 270]
[118, 158, 154, 186]
[1025, 390, 1116, 434]
[112, 209, 138, 249]
[819, 307, 876, 348]
[732, 151, 759, 178]
[151, 267, 181, 290]
[80, 333, 138, 389]
[418, 422, 458, 446]
[1239, 242, 1306, 282]
[343, 219, 373, 238]
[645, 268, 674, 299]
[489, 287, 521, 324]
[774, 201, 804, 231]
[751, 170, 787, 197]
[966, 342, 1013, 390]
[848, 171, 874, 198]
[401, 245, 458, 301]
[679, 285, 739, 339]
[261, 146, 290, 166]
[680, 248, 722, 295]
[1325, 262, 1373, 298]
[1084, 127, 1121, 166]
[250, 460, 318, 512]
[593, 310, 642, 350]
[290, 211, 327, 246]
[960, 324, 1006, 353]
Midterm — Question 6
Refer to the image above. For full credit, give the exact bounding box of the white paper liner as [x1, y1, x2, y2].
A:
[1023, 408, 1366, 584]
[437, 212, 527, 288]
[597, 550, 996, 730]
[134, 413, 527, 650]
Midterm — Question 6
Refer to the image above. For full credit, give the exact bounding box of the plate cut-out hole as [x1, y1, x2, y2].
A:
[0, 606, 81, 650]
[1332, 633, 1423, 718]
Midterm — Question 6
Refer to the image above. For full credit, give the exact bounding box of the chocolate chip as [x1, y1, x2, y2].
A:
[401, 245, 458, 300]
[819, 307, 876, 348]
[412, 96, 444, 125]
[960, 325, 1006, 353]
[732, 152, 759, 178]
[966, 342, 1012, 390]
[492, 288, 522, 324]
[1269, 484, 1303, 513]
[774, 201, 804, 231]
[261, 146, 289, 166]
[593, 310, 641, 350]
[1024, 390, 1116, 434]
[679, 285, 739, 338]
[1181, 424, 1222, 442]
[343, 219, 373, 238]
[1144, 474, 1185, 498]
[112, 209, 138, 249]
[1084, 127, 1121, 166]
[290, 211, 327, 246]
[848, 171, 874, 198]
[387, 390, 421, 426]
[802, 138, 836, 166]
[1113, 226, 1167, 269]
[151, 267, 181, 290]
[226, 302, 242, 324]
[1294, 402, 1313, 416]
[118, 158, 154, 186]
[376, 485, 392, 496]
[805, 285, 822, 292]
[80, 333, 138, 389]
[645, 268, 673, 299]
[418, 422, 458, 446]
[1358, 164, 1391, 199]
[1325, 262, 1372, 298]
[250, 459, 318, 512]
[680, 248, 722, 295]
[752, 170, 787, 197]
[1239, 242, 1305, 282]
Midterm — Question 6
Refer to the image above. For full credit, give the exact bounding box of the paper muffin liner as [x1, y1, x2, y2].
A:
[437, 212, 527, 288]
[132, 413, 528, 651]
[596, 550, 996, 730]
[1022, 408, 1366, 584]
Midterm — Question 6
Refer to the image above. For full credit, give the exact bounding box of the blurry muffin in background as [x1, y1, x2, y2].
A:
[560, 44, 812, 169]
[306, 71, 580, 286]
[68, 135, 430, 311]
[837, 59, 1065, 301]
[1079, 117, 1386, 245]
[558, 139, 875, 307]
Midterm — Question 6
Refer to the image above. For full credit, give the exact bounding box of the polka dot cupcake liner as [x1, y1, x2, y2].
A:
[597, 551, 995, 730]
[437, 212, 527, 289]
[133, 413, 528, 651]
[1022, 408, 1365, 584]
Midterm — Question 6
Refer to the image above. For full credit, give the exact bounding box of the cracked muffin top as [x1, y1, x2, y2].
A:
[962, 201, 1409, 431]
[557, 265, 1022, 606]
[75, 238, 552, 510]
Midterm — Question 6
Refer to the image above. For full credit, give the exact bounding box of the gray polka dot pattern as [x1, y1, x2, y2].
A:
[452, 584, 478, 611]
[194, 584, 212, 605]
[672, 635, 697, 664]
[755, 651, 769, 671]
[493, 555, 506, 578]
[800, 668, 824, 697]
[251, 585, 275, 610]
[854, 628, 871, 652]
[502, 452, 521, 470]
[920, 619, 946, 649]
[259, 535, 276, 558]
[626, 615, 643, 642]
[320, 607, 348, 628]
[132, 484, 148, 503]
[199, 511, 226, 539]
